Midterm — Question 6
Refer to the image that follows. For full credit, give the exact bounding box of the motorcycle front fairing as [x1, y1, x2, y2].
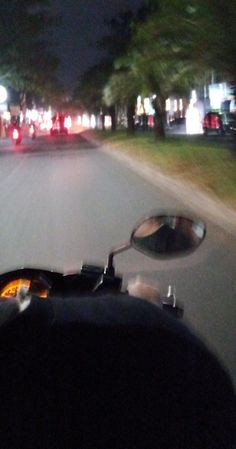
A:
[0, 212, 206, 313]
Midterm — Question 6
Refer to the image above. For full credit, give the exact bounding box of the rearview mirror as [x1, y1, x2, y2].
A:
[131, 214, 206, 258]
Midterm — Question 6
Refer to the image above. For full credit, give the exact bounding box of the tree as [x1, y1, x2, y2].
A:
[0, 0, 60, 107]
[103, 69, 142, 133]
[101, 5, 150, 133]
[74, 6, 148, 132]
[103, 0, 236, 138]
[73, 60, 113, 130]
[112, 0, 204, 138]
[173, 0, 236, 83]
[98, 9, 140, 131]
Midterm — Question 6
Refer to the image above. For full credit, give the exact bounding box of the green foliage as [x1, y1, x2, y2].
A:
[0, 0, 60, 104]
[103, 69, 141, 107]
[75, 0, 236, 129]
[194, 0, 236, 82]
[97, 9, 137, 62]
[100, 0, 236, 137]
[73, 60, 112, 113]
[130, 1, 206, 97]
[143, 0, 236, 83]
[74, 6, 147, 114]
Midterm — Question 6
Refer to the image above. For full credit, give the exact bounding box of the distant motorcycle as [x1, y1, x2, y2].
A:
[11, 126, 22, 145]
[29, 123, 36, 140]
[50, 113, 69, 136]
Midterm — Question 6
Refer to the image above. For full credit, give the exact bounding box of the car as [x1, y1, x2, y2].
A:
[203, 111, 236, 136]
[50, 113, 69, 136]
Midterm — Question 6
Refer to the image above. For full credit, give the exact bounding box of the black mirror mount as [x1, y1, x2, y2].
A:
[106, 242, 132, 276]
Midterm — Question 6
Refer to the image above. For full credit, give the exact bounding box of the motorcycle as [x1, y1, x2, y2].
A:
[0, 212, 206, 317]
[29, 122, 36, 139]
[11, 125, 22, 145]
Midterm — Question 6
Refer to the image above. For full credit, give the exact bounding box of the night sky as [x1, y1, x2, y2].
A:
[51, 0, 145, 89]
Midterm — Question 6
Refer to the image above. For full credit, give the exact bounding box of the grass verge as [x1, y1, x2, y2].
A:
[91, 130, 236, 210]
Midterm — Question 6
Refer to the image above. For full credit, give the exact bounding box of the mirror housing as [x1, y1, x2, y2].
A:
[130, 214, 206, 259]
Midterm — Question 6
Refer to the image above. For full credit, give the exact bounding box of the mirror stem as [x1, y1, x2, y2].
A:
[106, 243, 131, 276]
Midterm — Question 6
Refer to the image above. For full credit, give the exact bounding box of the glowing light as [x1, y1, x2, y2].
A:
[190, 90, 197, 104]
[77, 115, 82, 125]
[136, 96, 144, 115]
[179, 99, 183, 111]
[185, 90, 203, 134]
[166, 99, 170, 111]
[209, 83, 226, 110]
[2, 111, 10, 120]
[144, 97, 155, 115]
[64, 115, 72, 129]
[143, 98, 150, 114]
[35, 110, 51, 131]
[29, 124, 35, 135]
[185, 104, 203, 135]
[82, 114, 90, 127]
[13, 128, 20, 139]
[31, 109, 38, 122]
[104, 115, 111, 128]
[0, 86, 7, 103]
[26, 109, 38, 122]
[46, 119, 52, 131]
[230, 99, 236, 113]
[0, 279, 30, 298]
[90, 114, 96, 129]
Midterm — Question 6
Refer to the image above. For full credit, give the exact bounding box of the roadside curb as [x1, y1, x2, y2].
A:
[100, 144, 236, 235]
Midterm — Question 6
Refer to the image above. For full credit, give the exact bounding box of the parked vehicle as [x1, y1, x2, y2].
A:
[203, 111, 236, 135]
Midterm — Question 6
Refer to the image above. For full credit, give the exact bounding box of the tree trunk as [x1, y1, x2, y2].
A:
[109, 105, 116, 132]
[127, 103, 135, 134]
[101, 115, 105, 131]
[100, 111, 105, 131]
[20, 92, 27, 120]
[152, 97, 166, 139]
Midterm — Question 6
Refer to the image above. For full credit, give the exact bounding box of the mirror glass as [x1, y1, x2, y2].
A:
[131, 215, 206, 258]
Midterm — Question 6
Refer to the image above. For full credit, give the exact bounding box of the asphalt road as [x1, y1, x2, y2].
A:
[0, 132, 235, 388]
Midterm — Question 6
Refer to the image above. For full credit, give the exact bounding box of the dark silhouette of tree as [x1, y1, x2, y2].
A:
[73, 5, 148, 132]
[0, 0, 60, 106]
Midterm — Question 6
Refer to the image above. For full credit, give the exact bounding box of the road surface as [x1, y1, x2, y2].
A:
[0, 132, 235, 387]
